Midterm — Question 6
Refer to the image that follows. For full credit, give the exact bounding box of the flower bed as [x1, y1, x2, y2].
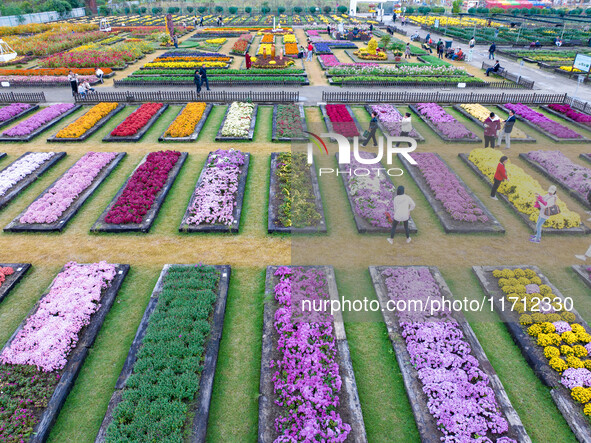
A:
[159, 103, 212, 142]
[0, 68, 113, 77]
[91, 151, 187, 233]
[501, 103, 586, 142]
[230, 37, 250, 55]
[0, 261, 128, 443]
[330, 75, 485, 86]
[371, 265, 528, 442]
[116, 75, 307, 86]
[5, 152, 125, 232]
[179, 149, 249, 233]
[0, 103, 36, 129]
[520, 150, 591, 209]
[339, 151, 417, 234]
[104, 103, 168, 142]
[49, 102, 124, 142]
[455, 104, 535, 142]
[0, 104, 80, 142]
[322, 104, 360, 139]
[259, 266, 366, 442]
[261, 33, 274, 43]
[461, 148, 586, 233]
[313, 41, 357, 53]
[96, 264, 229, 443]
[216, 102, 257, 141]
[473, 265, 591, 442]
[0, 263, 31, 305]
[4, 30, 105, 56]
[0, 74, 98, 86]
[401, 152, 504, 233]
[410, 103, 480, 143]
[544, 103, 591, 130]
[327, 64, 469, 77]
[271, 103, 307, 141]
[367, 104, 424, 141]
[0, 151, 65, 210]
[268, 152, 326, 233]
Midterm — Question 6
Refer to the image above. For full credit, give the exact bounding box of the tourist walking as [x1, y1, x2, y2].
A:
[245, 52, 252, 69]
[437, 40, 444, 59]
[498, 110, 516, 149]
[173, 35, 178, 49]
[199, 65, 210, 91]
[490, 155, 508, 200]
[68, 71, 78, 96]
[200, 17, 204, 27]
[489, 42, 496, 59]
[362, 111, 379, 147]
[387, 186, 415, 244]
[404, 43, 411, 59]
[484, 112, 500, 148]
[307, 41, 314, 61]
[95, 67, 104, 84]
[530, 185, 558, 243]
[193, 69, 201, 93]
[392, 12, 396, 23]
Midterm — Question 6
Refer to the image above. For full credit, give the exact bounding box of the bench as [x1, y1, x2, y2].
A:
[481, 61, 534, 89]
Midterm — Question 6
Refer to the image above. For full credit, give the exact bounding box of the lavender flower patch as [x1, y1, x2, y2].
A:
[413, 103, 479, 141]
[369, 104, 423, 140]
[504, 103, 584, 140]
[0, 103, 31, 123]
[2, 104, 75, 138]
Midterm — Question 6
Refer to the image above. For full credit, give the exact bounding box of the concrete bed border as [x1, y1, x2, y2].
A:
[102, 104, 169, 142]
[46, 104, 126, 142]
[0, 105, 82, 143]
[158, 103, 213, 142]
[0, 263, 31, 305]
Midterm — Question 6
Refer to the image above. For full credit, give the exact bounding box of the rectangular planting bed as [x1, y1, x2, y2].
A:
[369, 265, 530, 443]
[453, 104, 536, 143]
[399, 153, 504, 233]
[267, 152, 326, 233]
[0, 104, 82, 142]
[409, 103, 482, 143]
[364, 104, 425, 143]
[95, 264, 230, 443]
[102, 103, 168, 142]
[320, 104, 363, 141]
[259, 266, 367, 443]
[0, 104, 39, 130]
[572, 265, 591, 290]
[4, 152, 125, 232]
[0, 261, 129, 443]
[271, 104, 309, 142]
[473, 265, 591, 443]
[0, 263, 31, 304]
[158, 103, 213, 142]
[337, 152, 417, 234]
[47, 103, 125, 142]
[0, 152, 66, 210]
[540, 105, 591, 133]
[179, 150, 249, 233]
[215, 103, 258, 141]
[91, 151, 187, 233]
[459, 153, 590, 235]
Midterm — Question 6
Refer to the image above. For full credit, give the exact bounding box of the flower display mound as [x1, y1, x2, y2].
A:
[0, 261, 117, 442]
[468, 148, 581, 229]
[0, 152, 56, 198]
[164, 102, 207, 138]
[526, 150, 591, 199]
[105, 151, 182, 225]
[353, 37, 387, 60]
[458, 103, 530, 139]
[548, 103, 591, 126]
[346, 151, 395, 228]
[186, 149, 246, 226]
[415, 103, 477, 140]
[19, 152, 117, 225]
[505, 103, 583, 140]
[275, 153, 321, 228]
[326, 104, 359, 137]
[110, 103, 163, 137]
[220, 102, 255, 138]
[250, 57, 295, 69]
[2, 104, 75, 137]
[490, 267, 591, 418]
[105, 265, 220, 442]
[371, 104, 420, 137]
[0, 103, 32, 123]
[412, 152, 489, 223]
[271, 267, 351, 441]
[0, 266, 14, 289]
[318, 54, 379, 68]
[275, 104, 304, 139]
[56, 102, 118, 139]
[382, 267, 515, 442]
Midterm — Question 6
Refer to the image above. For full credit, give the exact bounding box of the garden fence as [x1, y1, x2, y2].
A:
[321, 90, 567, 104]
[0, 92, 46, 103]
[75, 90, 299, 104]
[565, 96, 591, 114]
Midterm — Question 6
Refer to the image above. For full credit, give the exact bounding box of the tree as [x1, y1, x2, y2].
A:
[405, 6, 414, 14]
[468, 7, 476, 13]
[323, 5, 331, 13]
[261, 5, 270, 12]
[124, 6, 130, 14]
[152, 6, 160, 14]
[140, 6, 146, 13]
[417, 6, 430, 14]
[337, 5, 346, 13]
[294, 6, 302, 13]
[198, 6, 207, 13]
[229, 6, 238, 13]
[586, 7, 591, 15]
[451, 0, 461, 14]
[245, 6, 252, 13]
[278, 6, 285, 13]
[215, 5, 223, 12]
[187, 6, 194, 13]
[309, 6, 316, 13]
[99, 4, 109, 15]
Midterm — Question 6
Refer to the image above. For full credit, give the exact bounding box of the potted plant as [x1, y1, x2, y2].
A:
[393, 49, 402, 61]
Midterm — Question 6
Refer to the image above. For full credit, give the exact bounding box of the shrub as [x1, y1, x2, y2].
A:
[229, 6, 237, 13]
[294, 6, 302, 13]
[140, 6, 146, 13]
[309, 6, 316, 13]
[417, 6, 430, 14]
[468, 7, 476, 13]
[490, 6, 503, 13]
[151, 7, 160, 14]
[278, 6, 285, 13]
[198, 6, 207, 13]
[262, 6, 270, 12]
[99, 5, 109, 15]
[323, 5, 331, 13]
[476, 7, 489, 13]
[432, 6, 445, 13]
[245, 6, 252, 13]
[186, 6, 193, 13]
[215, 5, 223, 12]
[337, 5, 347, 13]
[405, 6, 414, 13]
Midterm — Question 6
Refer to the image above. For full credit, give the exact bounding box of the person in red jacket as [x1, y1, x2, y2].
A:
[483, 112, 500, 148]
[490, 155, 508, 200]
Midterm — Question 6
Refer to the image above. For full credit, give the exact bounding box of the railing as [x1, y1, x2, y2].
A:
[75, 90, 299, 104]
[565, 96, 591, 114]
[0, 92, 46, 103]
[321, 90, 568, 104]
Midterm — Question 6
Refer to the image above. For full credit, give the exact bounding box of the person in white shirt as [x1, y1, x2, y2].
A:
[95, 67, 104, 83]
[396, 113, 413, 147]
[82, 80, 95, 92]
[77, 83, 87, 97]
[469, 37, 475, 48]
[387, 186, 415, 244]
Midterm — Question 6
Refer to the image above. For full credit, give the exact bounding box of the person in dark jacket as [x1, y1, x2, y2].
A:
[362, 111, 379, 147]
[484, 112, 500, 148]
[498, 110, 516, 149]
[193, 69, 201, 93]
[486, 60, 501, 76]
[489, 42, 496, 59]
[199, 66, 210, 91]
[490, 155, 509, 200]
[392, 12, 397, 22]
